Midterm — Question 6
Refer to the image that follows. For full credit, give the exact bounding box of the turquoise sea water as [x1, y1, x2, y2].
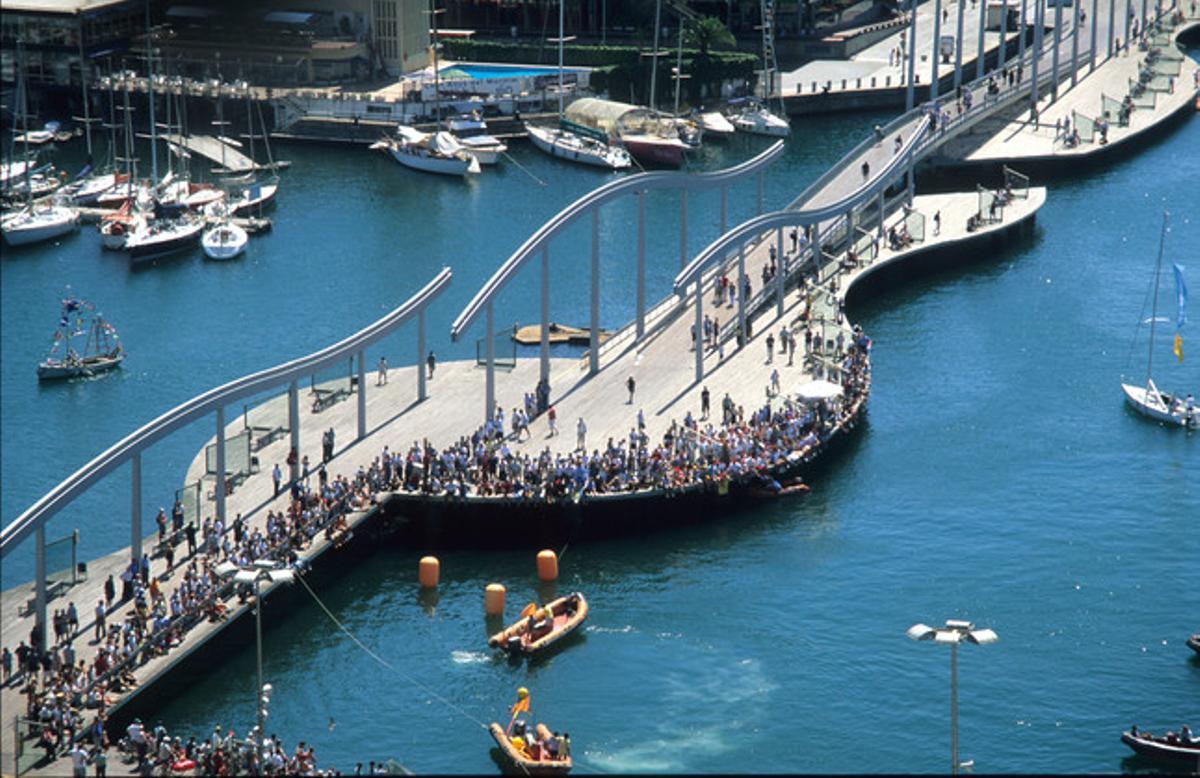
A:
[2, 53, 1198, 772]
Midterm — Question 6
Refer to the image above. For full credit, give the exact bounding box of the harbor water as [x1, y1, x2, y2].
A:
[2, 58, 1198, 771]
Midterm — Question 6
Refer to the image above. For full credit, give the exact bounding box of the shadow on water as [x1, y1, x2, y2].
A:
[1120, 754, 1200, 775]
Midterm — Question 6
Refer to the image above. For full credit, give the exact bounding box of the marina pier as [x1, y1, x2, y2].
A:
[2, 4, 1197, 775]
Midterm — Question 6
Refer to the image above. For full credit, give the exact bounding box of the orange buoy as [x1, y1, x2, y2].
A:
[418, 556, 440, 588]
[536, 549, 558, 582]
[485, 583, 506, 616]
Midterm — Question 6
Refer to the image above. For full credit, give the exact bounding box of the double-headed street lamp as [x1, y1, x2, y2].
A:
[216, 559, 295, 766]
[907, 619, 998, 775]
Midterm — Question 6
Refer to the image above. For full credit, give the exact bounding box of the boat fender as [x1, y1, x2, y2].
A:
[418, 556, 439, 588]
[536, 549, 558, 582]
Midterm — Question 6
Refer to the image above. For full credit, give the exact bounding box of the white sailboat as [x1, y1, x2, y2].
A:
[1120, 211, 1196, 429]
[695, 110, 736, 139]
[524, 0, 631, 171]
[731, 0, 789, 138]
[377, 125, 480, 176]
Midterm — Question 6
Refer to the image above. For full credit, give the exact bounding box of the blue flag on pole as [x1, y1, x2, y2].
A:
[1173, 263, 1188, 330]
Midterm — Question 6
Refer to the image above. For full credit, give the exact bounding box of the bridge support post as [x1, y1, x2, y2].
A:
[907, 157, 915, 207]
[1019, 0, 1028, 63]
[590, 209, 600, 376]
[694, 281, 704, 383]
[977, 0, 987, 80]
[1030, 0, 1043, 119]
[215, 405, 226, 524]
[999, 0, 1009, 71]
[636, 194, 646, 341]
[357, 350, 367, 439]
[418, 309, 428, 402]
[720, 185, 727, 235]
[130, 451, 142, 569]
[540, 246, 551, 381]
[1124, 0, 1132, 55]
[1071, 0, 1080, 87]
[1108, 0, 1116, 58]
[679, 189, 688, 270]
[1142, 0, 1148, 27]
[485, 301, 495, 422]
[756, 172, 764, 215]
[35, 525, 47, 653]
[1090, 0, 1098, 71]
[955, 0, 966, 90]
[775, 228, 785, 319]
[1051, 1, 1062, 101]
[930, 0, 942, 103]
[738, 245, 747, 349]
[906, 8, 918, 110]
[288, 380, 300, 483]
[877, 190, 886, 237]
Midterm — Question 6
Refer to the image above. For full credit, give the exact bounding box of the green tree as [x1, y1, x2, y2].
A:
[684, 15, 736, 56]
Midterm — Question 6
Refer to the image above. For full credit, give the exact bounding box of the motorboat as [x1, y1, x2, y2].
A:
[124, 215, 204, 262]
[695, 111, 736, 139]
[2, 202, 79, 246]
[488, 723, 572, 775]
[447, 114, 507, 165]
[220, 179, 278, 216]
[37, 293, 124, 380]
[525, 124, 631, 170]
[487, 593, 588, 657]
[1188, 633, 1200, 655]
[730, 101, 790, 137]
[1121, 728, 1200, 768]
[201, 220, 247, 260]
[377, 126, 480, 176]
[1121, 213, 1195, 428]
[619, 130, 689, 168]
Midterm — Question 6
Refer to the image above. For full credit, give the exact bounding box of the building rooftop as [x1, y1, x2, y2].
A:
[2, 0, 136, 15]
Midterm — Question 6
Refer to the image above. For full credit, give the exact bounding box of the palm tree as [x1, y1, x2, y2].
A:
[685, 15, 736, 56]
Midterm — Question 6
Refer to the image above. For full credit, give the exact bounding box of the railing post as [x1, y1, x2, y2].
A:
[636, 193, 646, 341]
[418, 309, 428, 402]
[931, 0, 942, 102]
[35, 525, 47, 653]
[775, 227, 785, 318]
[215, 405, 226, 523]
[1051, 0, 1062, 100]
[694, 280, 704, 383]
[906, 7, 918, 110]
[357, 349, 366, 440]
[590, 209, 600, 376]
[955, 0, 967, 90]
[288, 379, 300, 483]
[738, 244, 747, 348]
[977, 0, 987, 79]
[540, 245, 550, 381]
[679, 189, 688, 270]
[485, 300, 495, 422]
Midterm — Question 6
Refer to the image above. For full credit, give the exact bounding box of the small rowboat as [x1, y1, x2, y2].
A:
[1188, 634, 1200, 656]
[488, 722, 571, 775]
[1121, 730, 1200, 767]
[488, 593, 588, 656]
[748, 475, 810, 499]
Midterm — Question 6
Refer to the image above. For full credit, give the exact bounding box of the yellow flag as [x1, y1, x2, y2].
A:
[1174, 333, 1184, 363]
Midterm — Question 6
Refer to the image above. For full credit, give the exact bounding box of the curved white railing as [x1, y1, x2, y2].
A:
[450, 141, 786, 341]
[1, 268, 453, 559]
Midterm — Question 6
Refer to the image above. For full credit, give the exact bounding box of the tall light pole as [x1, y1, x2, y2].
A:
[217, 559, 295, 767]
[907, 619, 999, 775]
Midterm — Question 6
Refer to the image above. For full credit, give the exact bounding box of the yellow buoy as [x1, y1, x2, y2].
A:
[485, 583, 506, 615]
[418, 556, 440, 588]
[536, 549, 558, 582]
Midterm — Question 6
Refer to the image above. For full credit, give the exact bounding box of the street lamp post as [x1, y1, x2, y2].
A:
[907, 619, 999, 775]
[217, 559, 295, 768]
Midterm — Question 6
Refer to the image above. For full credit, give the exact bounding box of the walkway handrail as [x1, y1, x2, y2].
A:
[449, 141, 785, 341]
[674, 117, 930, 292]
[1, 268, 453, 559]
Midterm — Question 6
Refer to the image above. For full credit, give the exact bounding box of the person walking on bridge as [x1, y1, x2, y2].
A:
[427, 351, 437, 380]
[576, 418, 587, 451]
[377, 356, 387, 386]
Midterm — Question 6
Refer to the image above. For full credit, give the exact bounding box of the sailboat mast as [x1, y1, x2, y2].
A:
[650, 0, 662, 111]
[78, 36, 93, 158]
[1146, 211, 1169, 384]
[18, 43, 33, 206]
[673, 22, 684, 116]
[558, 0, 565, 117]
[145, 0, 157, 183]
[431, 0, 442, 133]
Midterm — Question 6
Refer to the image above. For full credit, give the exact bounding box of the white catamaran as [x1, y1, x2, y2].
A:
[1120, 211, 1196, 429]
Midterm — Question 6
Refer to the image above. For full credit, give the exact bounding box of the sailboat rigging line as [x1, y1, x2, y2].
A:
[293, 569, 490, 732]
[1146, 211, 1169, 383]
[1124, 254, 1158, 374]
[500, 150, 547, 186]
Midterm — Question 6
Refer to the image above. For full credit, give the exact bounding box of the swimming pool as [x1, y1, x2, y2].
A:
[440, 63, 581, 80]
